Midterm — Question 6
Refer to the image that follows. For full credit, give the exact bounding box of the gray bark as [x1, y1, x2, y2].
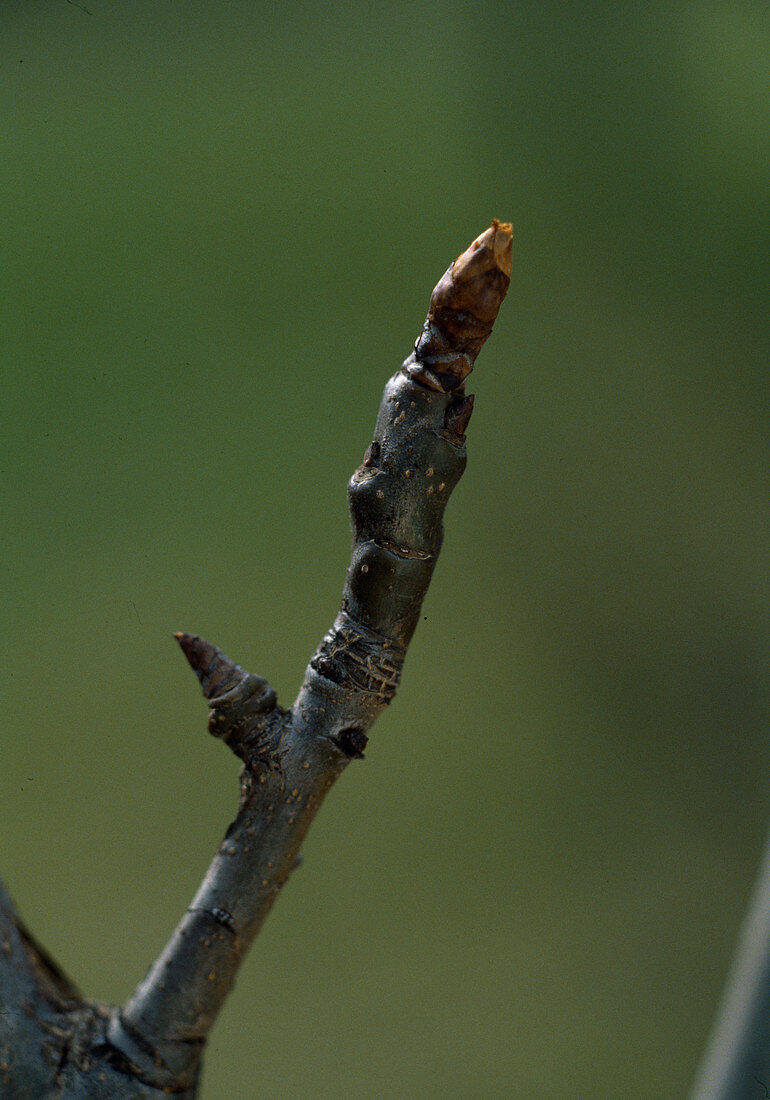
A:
[0, 224, 512, 1097]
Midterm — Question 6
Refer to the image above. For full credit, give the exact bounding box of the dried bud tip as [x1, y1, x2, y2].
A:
[410, 220, 512, 392]
[445, 219, 512, 323]
[444, 393, 475, 436]
[458, 219, 513, 279]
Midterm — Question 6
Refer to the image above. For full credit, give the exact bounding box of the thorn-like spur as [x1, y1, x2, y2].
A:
[173, 632, 243, 700]
[174, 632, 278, 731]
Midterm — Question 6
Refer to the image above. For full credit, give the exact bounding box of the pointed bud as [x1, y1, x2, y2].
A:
[362, 440, 380, 468]
[174, 632, 242, 700]
[410, 220, 512, 391]
[444, 393, 475, 436]
[174, 633, 278, 751]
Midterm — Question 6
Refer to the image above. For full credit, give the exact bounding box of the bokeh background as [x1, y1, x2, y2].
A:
[2, 2, 768, 1096]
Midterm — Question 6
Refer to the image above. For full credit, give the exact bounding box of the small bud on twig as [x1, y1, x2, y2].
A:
[174, 632, 277, 722]
[363, 440, 380, 468]
[174, 632, 241, 700]
[338, 728, 368, 759]
[444, 393, 475, 436]
[409, 219, 512, 392]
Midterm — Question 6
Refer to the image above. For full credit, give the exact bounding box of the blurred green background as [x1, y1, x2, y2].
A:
[2, 2, 768, 1096]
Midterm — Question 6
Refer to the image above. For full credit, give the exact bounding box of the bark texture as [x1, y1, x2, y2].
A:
[0, 221, 512, 1097]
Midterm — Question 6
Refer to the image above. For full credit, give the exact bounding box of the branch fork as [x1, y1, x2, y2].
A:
[0, 221, 511, 1097]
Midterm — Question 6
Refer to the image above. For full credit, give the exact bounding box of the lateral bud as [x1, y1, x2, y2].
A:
[444, 393, 474, 436]
[338, 727, 368, 759]
[174, 632, 277, 740]
[175, 632, 240, 699]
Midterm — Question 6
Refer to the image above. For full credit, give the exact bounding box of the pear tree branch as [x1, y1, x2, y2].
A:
[0, 222, 512, 1097]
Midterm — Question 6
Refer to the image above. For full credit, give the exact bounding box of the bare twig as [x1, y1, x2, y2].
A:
[0, 223, 511, 1096]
